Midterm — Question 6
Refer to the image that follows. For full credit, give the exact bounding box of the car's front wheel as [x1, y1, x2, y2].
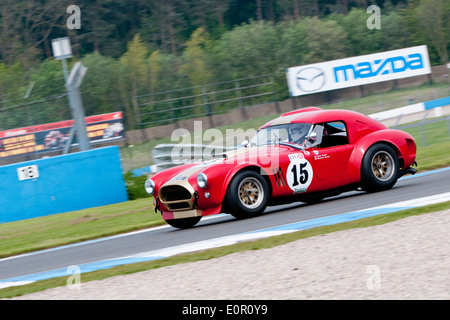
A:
[361, 143, 399, 192]
[226, 170, 269, 219]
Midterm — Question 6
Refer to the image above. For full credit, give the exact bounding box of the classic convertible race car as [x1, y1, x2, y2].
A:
[145, 107, 417, 229]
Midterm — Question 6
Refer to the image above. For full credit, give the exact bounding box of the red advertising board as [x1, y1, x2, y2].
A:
[0, 112, 124, 159]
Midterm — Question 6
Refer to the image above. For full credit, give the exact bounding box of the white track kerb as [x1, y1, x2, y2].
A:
[1, 167, 450, 289]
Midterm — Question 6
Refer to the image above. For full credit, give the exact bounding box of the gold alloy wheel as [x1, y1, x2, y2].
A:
[371, 150, 395, 181]
[238, 177, 264, 209]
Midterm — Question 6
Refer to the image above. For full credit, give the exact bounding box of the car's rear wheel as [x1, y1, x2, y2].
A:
[165, 216, 202, 229]
[226, 170, 269, 219]
[361, 143, 399, 192]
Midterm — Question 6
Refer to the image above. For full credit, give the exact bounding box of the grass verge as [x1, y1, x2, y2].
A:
[0, 198, 161, 259]
[1, 200, 449, 299]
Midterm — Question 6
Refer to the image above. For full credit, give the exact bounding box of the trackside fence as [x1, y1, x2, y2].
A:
[394, 114, 450, 147]
[0, 94, 71, 166]
[135, 74, 278, 128]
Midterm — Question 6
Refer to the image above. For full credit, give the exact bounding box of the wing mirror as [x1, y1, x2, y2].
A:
[241, 140, 249, 148]
[306, 132, 317, 143]
[303, 132, 317, 149]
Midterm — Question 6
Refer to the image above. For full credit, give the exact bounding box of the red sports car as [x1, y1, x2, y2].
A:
[145, 107, 417, 229]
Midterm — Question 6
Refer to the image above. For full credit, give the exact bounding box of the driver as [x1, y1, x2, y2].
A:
[289, 126, 308, 144]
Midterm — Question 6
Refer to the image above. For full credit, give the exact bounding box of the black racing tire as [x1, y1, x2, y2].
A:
[361, 143, 399, 193]
[165, 216, 202, 229]
[226, 170, 270, 219]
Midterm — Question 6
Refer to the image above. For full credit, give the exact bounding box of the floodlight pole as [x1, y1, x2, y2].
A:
[65, 62, 91, 152]
[51, 37, 90, 153]
[61, 58, 69, 82]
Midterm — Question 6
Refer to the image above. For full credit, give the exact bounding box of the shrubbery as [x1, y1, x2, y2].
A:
[123, 171, 150, 200]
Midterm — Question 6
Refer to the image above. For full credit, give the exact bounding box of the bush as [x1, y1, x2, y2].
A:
[124, 171, 150, 200]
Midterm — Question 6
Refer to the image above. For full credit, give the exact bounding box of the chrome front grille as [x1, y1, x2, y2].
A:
[159, 184, 193, 211]
[160, 185, 191, 201]
[167, 202, 191, 211]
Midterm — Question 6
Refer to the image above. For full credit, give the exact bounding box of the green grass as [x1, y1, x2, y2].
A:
[0, 198, 161, 259]
[397, 117, 450, 171]
[398, 117, 450, 147]
[1, 200, 449, 299]
[414, 141, 450, 171]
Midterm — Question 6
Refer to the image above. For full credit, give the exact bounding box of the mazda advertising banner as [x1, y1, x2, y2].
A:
[0, 111, 124, 159]
[286, 45, 431, 97]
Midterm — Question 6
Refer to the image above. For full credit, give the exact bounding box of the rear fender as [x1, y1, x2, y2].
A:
[349, 129, 417, 178]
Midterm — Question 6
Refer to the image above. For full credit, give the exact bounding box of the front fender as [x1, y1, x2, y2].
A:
[194, 161, 269, 210]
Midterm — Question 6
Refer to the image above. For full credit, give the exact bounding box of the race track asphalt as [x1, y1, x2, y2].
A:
[1, 167, 449, 281]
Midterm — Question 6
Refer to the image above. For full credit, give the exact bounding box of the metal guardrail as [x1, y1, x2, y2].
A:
[152, 143, 237, 172]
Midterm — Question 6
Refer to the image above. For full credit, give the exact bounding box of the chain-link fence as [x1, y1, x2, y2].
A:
[135, 74, 277, 128]
[394, 114, 450, 148]
[0, 94, 72, 166]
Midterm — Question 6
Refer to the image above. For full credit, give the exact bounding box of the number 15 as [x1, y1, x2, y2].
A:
[291, 163, 308, 186]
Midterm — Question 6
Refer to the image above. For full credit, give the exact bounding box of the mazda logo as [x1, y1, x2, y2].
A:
[295, 67, 326, 93]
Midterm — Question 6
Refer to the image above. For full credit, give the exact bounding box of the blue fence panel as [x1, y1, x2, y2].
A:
[0, 146, 128, 223]
[423, 96, 450, 110]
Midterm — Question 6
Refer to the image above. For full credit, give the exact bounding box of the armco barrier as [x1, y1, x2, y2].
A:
[369, 96, 450, 121]
[152, 143, 236, 172]
[0, 146, 128, 223]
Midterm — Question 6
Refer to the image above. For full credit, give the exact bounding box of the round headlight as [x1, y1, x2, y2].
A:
[197, 173, 208, 188]
[144, 179, 155, 194]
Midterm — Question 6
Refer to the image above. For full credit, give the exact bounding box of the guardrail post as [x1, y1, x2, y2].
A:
[447, 116, 450, 140]
[419, 110, 430, 147]
[202, 85, 214, 128]
[235, 80, 248, 120]
[168, 92, 179, 129]
[270, 75, 281, 114]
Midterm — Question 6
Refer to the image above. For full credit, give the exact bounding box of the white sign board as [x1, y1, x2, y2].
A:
[17, 165, 39, 181]
[286, 45, 431, 96]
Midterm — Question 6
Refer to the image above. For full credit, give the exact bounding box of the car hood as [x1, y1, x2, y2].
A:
[158, 144, 292, 183]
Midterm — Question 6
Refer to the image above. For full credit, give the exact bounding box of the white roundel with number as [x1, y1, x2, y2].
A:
[286, 153, 313, 193]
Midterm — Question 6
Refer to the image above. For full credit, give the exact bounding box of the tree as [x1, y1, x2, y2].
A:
[148, 50, 163, 94]
[277, 20, 308, 66]
[178, 28, 213, 119]
[119, 34, 148, 129]
[303, 17, 348, 63]
[214, 20, 281, 78]
[416, 0, 448, 64]
[336, 9, 382, 57]
[80, 52, 122, 116]
[180, 28, 212, 87]
[0, 62, 26, 106]
[0, 0, 66, 68]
